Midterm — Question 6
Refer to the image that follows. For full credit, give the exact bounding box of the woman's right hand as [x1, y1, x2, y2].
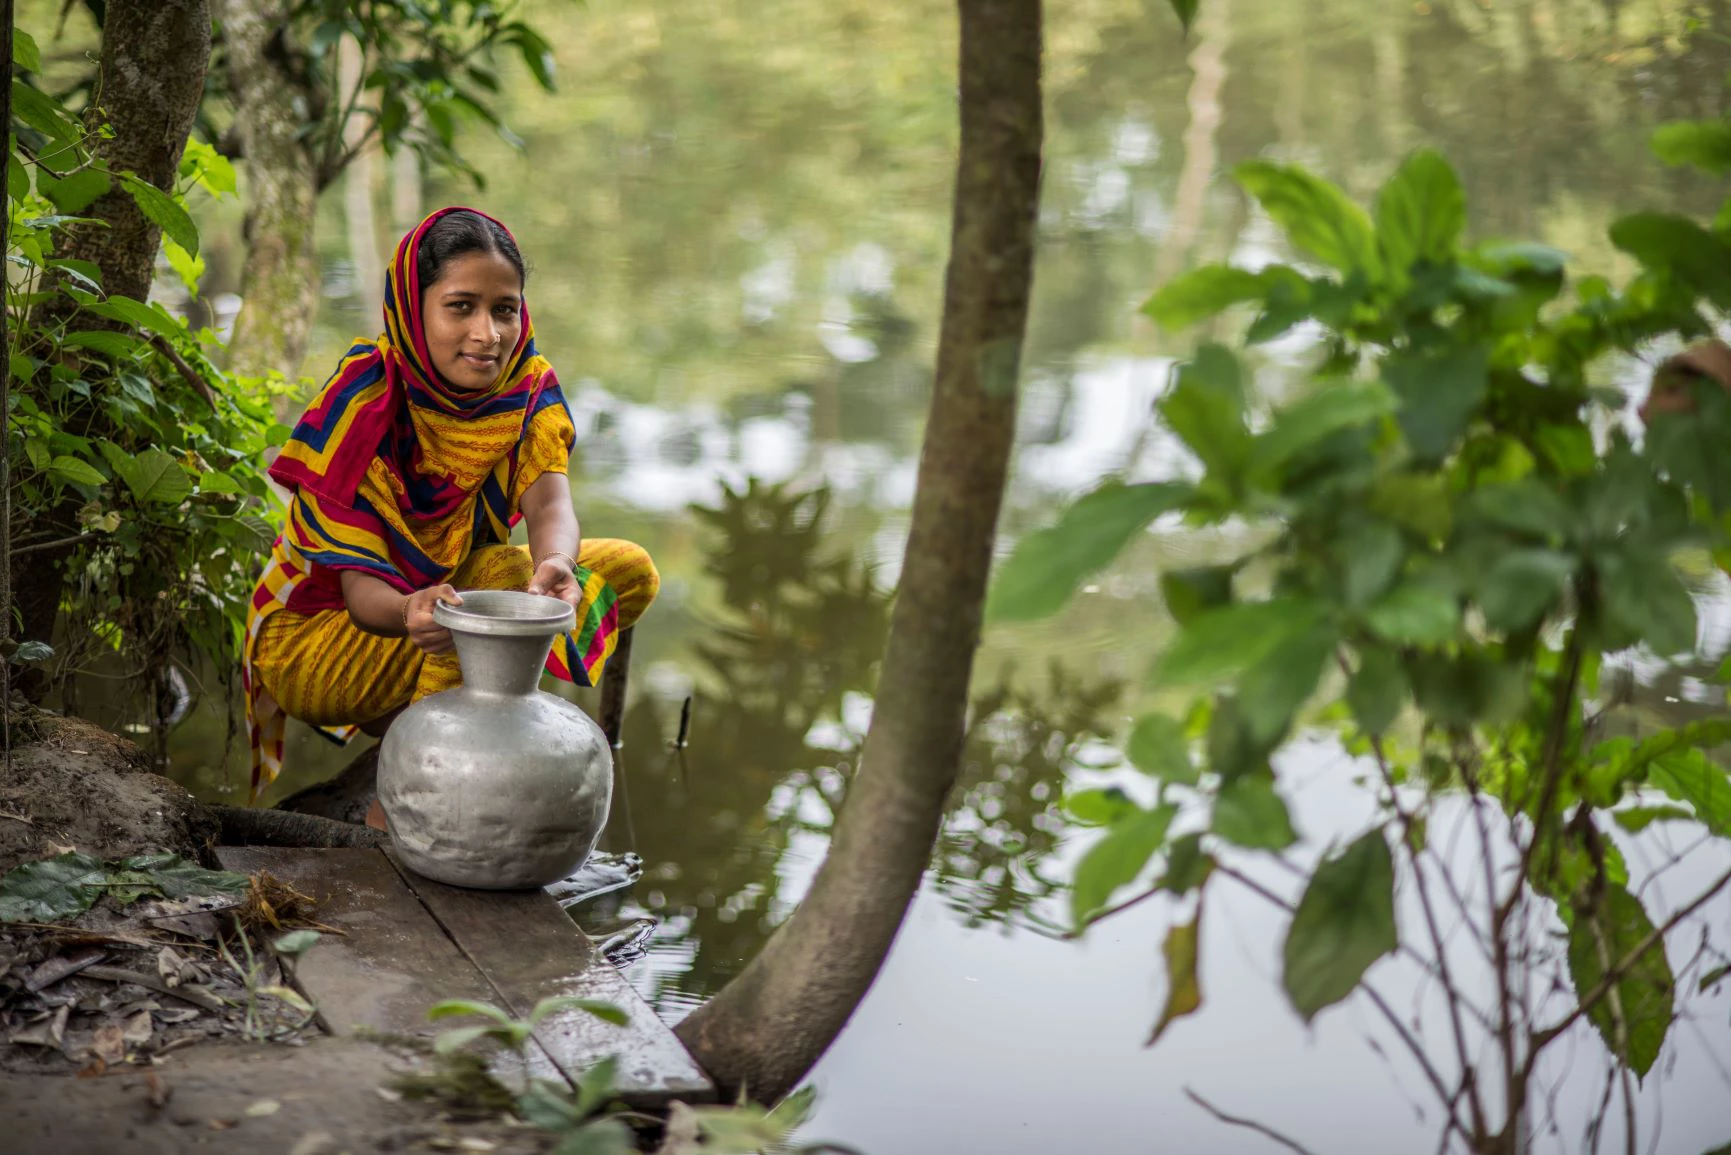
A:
[403, 585, 463, 654]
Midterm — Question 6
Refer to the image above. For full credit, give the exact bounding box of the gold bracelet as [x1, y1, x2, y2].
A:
[401, 593, 414, 632]
[535, 550, 578, 575]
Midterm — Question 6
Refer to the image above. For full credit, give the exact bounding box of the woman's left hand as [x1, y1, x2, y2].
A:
[527, 555, 582, 611]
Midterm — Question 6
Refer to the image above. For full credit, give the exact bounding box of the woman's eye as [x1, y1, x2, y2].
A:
[449, 302, 471, 314]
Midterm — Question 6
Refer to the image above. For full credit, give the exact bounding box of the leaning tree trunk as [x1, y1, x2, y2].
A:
[674, 0, 1043, 1104]
[12, 0, 211, 675]
[217, 0, 320, 379]
[3, 0, 14, 747]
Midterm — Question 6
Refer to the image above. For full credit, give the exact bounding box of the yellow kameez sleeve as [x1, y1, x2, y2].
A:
[510, 402, 578, 512]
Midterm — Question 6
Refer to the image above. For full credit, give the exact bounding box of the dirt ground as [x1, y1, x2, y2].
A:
[0, 1036, 560, 1154]
[0, 713, 217, 875]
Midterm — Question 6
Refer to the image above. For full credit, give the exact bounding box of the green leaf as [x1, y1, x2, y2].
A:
[1166, 0, 1201, 33]
[1212, 771, 1298, 851]
[1063, 787, 1139, 827]
[1236, 621, 1338, 744]
[13, 28, 42, 72]
[38, 169, 111, 214]
[1566, 883, 1674, 1079]
[8, 154, 27, 201]
[1159, 565, 1235, 626]
[1148, 906, 1203, 1045]
[1365, 578, 1460, 646]
[1159, 344, 1251, 481]
[527, 995, 628, 1028]
[1159, 832, 1216, 895]
[1477, 548, 1575, 633]
[985, 482, 1192, 623]
[1610, 805, 1696, 834]
[1648, 752, 1731, 835]
[80, 295, 183, 340]
[47, 455, 106, 488]
[109, 448, 193, 505]
[1610, 211, 1731, 306]
[62, 330, 143, 360]
[272, 930, 322, 955]
[1375, 148, 1466, 274]
[1126, 714, 1196, 784]
[199, 471, 243, 495]
[1598, 550, 1697, 657]
[1252, 383, 1396, 480]
[1142, 265, 1266, 330]
[118, 173, 199, 257]
[0, 852, 108, 923]
[1407, 650, 1528, 728]
[1282, 830, 1398, 1022]
[11, 79, 79, 145]
[1152, 598, 1325, 688]
[574, 1055, 620, 1118]
[434, 1024, 504, 1056]
[137, 858, 250, 899]
[1469, 480, 1574, 543]
[1334, 518, 1405, 608]
[1347, 645, 1407, 737]
[550, 1120, 635, 1155]
[1383, 344, 1489, 462]
[1071, 805, 1176, 927]
[1650, 119, 1731, 174]
[516, 1078, 585, 1129]
[1235, 160, 1380, 277]
[427, 1000, 515, 1026]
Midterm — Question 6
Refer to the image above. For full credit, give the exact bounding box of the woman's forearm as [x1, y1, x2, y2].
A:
[340, 570, 411, 636]
[521, 472, 581, 567]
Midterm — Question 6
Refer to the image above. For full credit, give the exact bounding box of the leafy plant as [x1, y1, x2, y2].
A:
[8, 29, 287, 740]
[218, 925, 321, 1042]
[991, 119, 1731, 1151]
[0, 850, 250, 922]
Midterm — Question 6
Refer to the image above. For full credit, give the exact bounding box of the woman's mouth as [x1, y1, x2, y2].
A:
[459, 353, 498, 370]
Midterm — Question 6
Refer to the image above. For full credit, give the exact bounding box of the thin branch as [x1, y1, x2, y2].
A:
[13, 532, 97, 557]
[1068, 883, 1162, 935]
[1185, 1088, 1321, 1155]
[145, 334, 218, 410]
[1360, 982, 1473, 1150]
[1213, 862, 1294, 912]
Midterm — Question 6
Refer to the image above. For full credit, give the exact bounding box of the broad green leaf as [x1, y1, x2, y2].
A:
[528, 995, 628, 1028]
[47, 455, 106, 488]
[199, 471, 243, 495]
[1236, 621, 1338, 744]
[1347, 645, 1407, 737]
[137, 858, 250, 899]
[1127, 714, 1197, 784]
[1158, 565, 1235, 626]
[1335, 518, 1405, 608]
[1646, 382, 1731, 513]
[38, 169, 111, 214]
[1148, 907, 1203, 1045]
[62, 330, 143, 360]
[81, 295, 183, 340]
[1650, 119, 1731, 174]
[1282, 830, 1398, 1022]
[272, 930, 322, 955]
[1152, 598, 1325, 688]
[110, 448, 193, 505]
[1236, 160, 1380, 277]
[985, 481, 1192, 623]
[516, 1079, 585, 1128]
[0, 852, 108, 922]
[1142, 265, 1265, 330]
[1610, 211, 1731, 306]
[1063, 787, 1139, 827]
[1647, 752, 1731, 835]
[574, 1054, 620, 1118]
[180, 137, 238, 197]
[1407, 650, 1528, 728]
[1071, 804, 1177, 926]
[1477, 548, 1575, 633]
[1566, 882, 1674, 1079]
[1212, 771, 1298, 850]
[1383, 344, 1489, 462]
[427, 1000, 515, 1026]
[1375, 148, 1466, 274]
[163, 238, 206, 298]
[13, 28, 41, 72]
[11, 79, 80, 145]
[1365, 578, 1460, 646]
[1469, 480, 1575, 543]
[8, 154, 26, 201]
[1370, 473, 1453, 541]
[1253, 382, 1396, 479]
[119, 173, 199, 257]
[1598, 550, 1697, 657]
[1159, 344, 1251, 481]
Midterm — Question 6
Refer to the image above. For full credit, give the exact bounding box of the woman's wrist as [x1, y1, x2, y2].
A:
[535, 549, 578, 576]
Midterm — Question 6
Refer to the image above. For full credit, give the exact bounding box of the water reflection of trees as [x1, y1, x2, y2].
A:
[601, 480, 1124, 1007]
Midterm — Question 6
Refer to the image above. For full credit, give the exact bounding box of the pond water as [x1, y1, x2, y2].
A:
[71, 0, 1731, 1150]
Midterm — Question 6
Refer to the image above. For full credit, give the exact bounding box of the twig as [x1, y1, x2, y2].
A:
[0, 809, 33, 824]
[12, 532, 96, 557]
[81, 964, 227, 1011]
[145, 334, 218, 411]
[1185, 1088, 1321, 1155]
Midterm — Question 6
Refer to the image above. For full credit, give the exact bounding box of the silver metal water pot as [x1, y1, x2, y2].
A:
[378, 590, 615, 889]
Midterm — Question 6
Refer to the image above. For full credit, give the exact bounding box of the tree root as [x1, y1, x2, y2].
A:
[210, 803, 385, 849]
[274, 746, 379, 826]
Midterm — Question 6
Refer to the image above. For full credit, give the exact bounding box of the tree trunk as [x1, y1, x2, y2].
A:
[13, 0, 211, 678]
[217, 0, 320, 379]
[339, 36, 384, 326]
[3, 0, 13, 747]
[674, 0, 1043, 1104]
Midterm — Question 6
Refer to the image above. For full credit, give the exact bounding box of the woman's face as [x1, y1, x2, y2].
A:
[420, 250, 524, 392]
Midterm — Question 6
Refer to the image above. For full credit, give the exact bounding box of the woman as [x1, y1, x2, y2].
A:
[243, 207, 658, 799]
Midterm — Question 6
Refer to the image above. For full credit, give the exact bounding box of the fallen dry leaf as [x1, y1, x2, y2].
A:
[122, 1009, 153, 1046]
[24, 948, 106, 993]
[90, 1020, 126, 1065]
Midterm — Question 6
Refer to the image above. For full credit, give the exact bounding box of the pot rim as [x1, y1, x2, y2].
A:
[433, 589, 577, 637]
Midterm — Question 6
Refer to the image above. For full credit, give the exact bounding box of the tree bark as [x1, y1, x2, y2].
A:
[674, 0, 1043, 1104]
[3, 0, 13, 749]
[13, 0, 211, 679]
[210, 803, 386, 849]
[216, 0, 320, 379]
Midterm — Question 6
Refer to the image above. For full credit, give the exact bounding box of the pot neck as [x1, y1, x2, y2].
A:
[449, 630, 555, 696]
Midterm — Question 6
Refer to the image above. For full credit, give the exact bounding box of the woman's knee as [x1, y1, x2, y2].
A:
[583, 539, 660, 627]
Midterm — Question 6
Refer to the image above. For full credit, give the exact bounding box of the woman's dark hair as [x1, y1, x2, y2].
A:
[415, 210, 526, 293]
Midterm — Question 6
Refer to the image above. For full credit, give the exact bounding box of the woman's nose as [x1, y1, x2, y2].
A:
[470, 315, 500, 347]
